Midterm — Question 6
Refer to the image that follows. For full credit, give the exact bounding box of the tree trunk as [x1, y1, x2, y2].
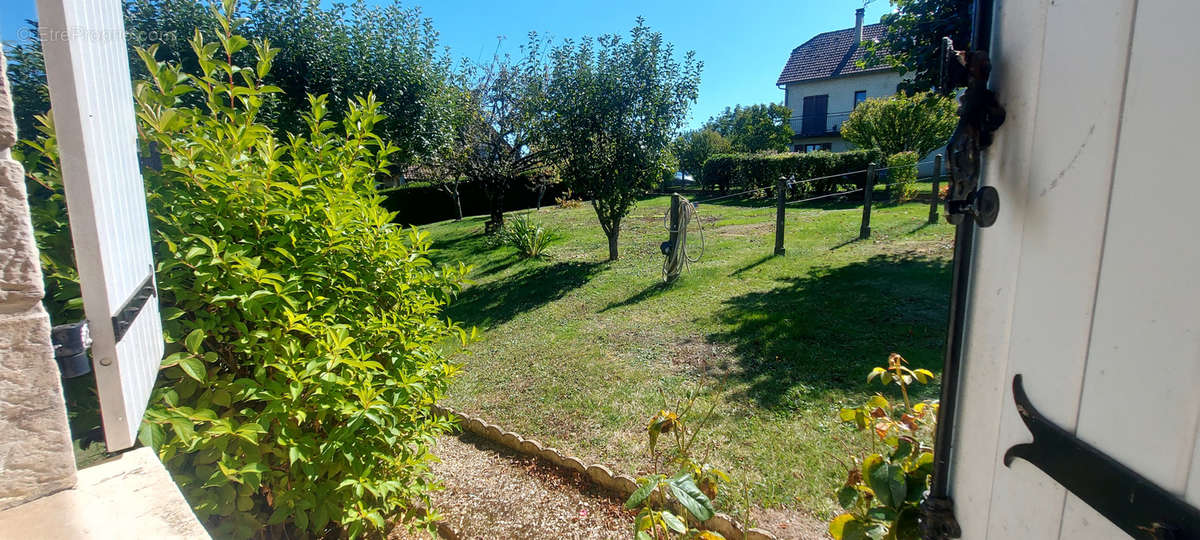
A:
[453, 190, 463, 221]
[536, 185, 546, 210]
[606, 225, 620, 261]
[485, 180, 506, 233]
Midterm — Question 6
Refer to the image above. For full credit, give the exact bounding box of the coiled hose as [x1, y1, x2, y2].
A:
[661, 195, 704, 282]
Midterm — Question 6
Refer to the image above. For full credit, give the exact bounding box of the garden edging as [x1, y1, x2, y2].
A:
[431, 404, 780, 540]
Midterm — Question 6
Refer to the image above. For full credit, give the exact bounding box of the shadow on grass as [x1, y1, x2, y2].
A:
[600, 281, 674, 312]
[448, 261, 604, 329]
[709, 253, 951, 410]
[730, 254, 775, 277]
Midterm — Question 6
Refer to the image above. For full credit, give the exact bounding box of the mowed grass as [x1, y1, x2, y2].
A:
[423, 192, 954, 521]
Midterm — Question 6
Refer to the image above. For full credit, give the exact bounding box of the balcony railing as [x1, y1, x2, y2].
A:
[789, 111, 853, 137]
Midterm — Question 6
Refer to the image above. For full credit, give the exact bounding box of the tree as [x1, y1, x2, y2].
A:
[526, 165, 562, 210]
[840, 92, 956, 158]
[703, 103, 793, 152]
[424, 83, 476, 220]
[674, 128, 730, 189]
[861, 0, 973, 95]
[548, 19, 701, 261]
[0, 0, 460, 167]
[451, 38, 559, 231]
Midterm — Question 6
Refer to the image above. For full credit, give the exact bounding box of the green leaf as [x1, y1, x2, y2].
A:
[913, 368, 935, 384]
[842, 519, 871, 540]
[184, 328, 205, 354]
[837, 485, 859, 509]
[660, 510, 686, 533]
[161, 307, 186, 320]
[625, 475, 662, 508]
[138, 421, 165, 449]
[178, 356, 206, 382]
[891, 437, 913, 461]
[866, 506, 897, 521]
[668, 474, 715, 522]
[161, 351, 189, 369]
[168, 417, 195, 442]
[867, 463, 906, 509]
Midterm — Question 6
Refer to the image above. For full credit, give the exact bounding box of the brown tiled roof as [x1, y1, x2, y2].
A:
[777, 23, 892, 85]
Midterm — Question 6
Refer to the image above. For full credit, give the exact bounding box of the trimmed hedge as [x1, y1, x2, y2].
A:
[701, 149, 883, 195]
[380, 177, 568, 226]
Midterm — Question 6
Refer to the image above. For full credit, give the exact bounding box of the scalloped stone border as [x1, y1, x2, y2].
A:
[431, 404, 779, 540]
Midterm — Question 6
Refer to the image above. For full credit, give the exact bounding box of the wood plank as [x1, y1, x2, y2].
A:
[981, 0, 1136, 537]
[1061, 0, 1200, 535]
[38, 0, 163, 451]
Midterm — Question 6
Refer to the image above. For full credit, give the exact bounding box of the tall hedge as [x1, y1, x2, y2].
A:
[380, 179, 569, 226]
[701, 149, 883, 195]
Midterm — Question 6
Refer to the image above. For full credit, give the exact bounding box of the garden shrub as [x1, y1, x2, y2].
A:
[20, 8, 470, 538]
[494, 213, 556, 258]
[888, 151, 920, 202]
[627, 382, 730, 539]
[700, 149, 883, 196]
[830, 354, 937, 540]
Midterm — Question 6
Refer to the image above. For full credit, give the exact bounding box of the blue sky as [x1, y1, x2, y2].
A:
[2, 0, 893, 129]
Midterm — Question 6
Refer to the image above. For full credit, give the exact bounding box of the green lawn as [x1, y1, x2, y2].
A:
[425, 192, 953, 522]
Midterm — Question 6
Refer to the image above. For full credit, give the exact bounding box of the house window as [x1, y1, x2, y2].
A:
[802, 143, 832, 153]
[801, 94, 829, 136]
[854, 90, 867, 108]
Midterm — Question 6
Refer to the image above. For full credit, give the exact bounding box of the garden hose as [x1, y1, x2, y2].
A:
[661, 195, 704, 282]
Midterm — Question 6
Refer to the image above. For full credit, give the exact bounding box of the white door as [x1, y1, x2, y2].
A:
[38, 0, 163, 451]
[949, 0, 1200, 538]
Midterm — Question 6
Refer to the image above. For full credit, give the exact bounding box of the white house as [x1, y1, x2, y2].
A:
[776, 8, 902, 153]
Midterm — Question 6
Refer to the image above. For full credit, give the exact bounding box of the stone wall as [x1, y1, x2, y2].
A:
[0, 47, 77, 510]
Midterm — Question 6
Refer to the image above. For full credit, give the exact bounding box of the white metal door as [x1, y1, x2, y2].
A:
[38, 0, 163, 451]
[950, 0, 1200, 538]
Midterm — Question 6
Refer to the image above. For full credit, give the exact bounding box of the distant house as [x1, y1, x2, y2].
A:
[776, 8, 901, 153]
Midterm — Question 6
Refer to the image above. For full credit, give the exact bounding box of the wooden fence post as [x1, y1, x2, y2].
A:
[860, 163, 876, 239]
[929, 154, 943, 224]
[774, 178, 787, 255]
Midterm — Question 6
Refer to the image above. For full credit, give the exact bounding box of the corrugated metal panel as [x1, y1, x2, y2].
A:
[38, 0, 163, 451]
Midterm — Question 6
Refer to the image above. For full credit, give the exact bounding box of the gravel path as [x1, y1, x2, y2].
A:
[390, 432, 828, 539]
[423, 433, 635, 539]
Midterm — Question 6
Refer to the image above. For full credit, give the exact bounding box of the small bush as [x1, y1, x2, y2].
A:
[888, 151, 920, 202]
[830, 354, 937, 540]
[495, 213, 556, 258]
[700, 149, 883, 195]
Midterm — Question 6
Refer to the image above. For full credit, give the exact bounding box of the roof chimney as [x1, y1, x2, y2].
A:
[855, 8, 865, 43]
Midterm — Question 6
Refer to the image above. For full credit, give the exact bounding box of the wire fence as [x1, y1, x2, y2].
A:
[661, 156, 948, 260]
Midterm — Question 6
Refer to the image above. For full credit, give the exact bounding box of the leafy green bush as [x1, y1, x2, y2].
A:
[830, 354, 938, 540]
[841, 92, 957, 158]
[700, 149, 883, 195]
[887, 151, 920, 202]
[21, 7, 470, 538]
[494, 213, 556, 258]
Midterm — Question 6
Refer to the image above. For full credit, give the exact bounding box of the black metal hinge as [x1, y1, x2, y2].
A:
[1005, 375, 1200, 540]
[111, 273, 157, 343]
